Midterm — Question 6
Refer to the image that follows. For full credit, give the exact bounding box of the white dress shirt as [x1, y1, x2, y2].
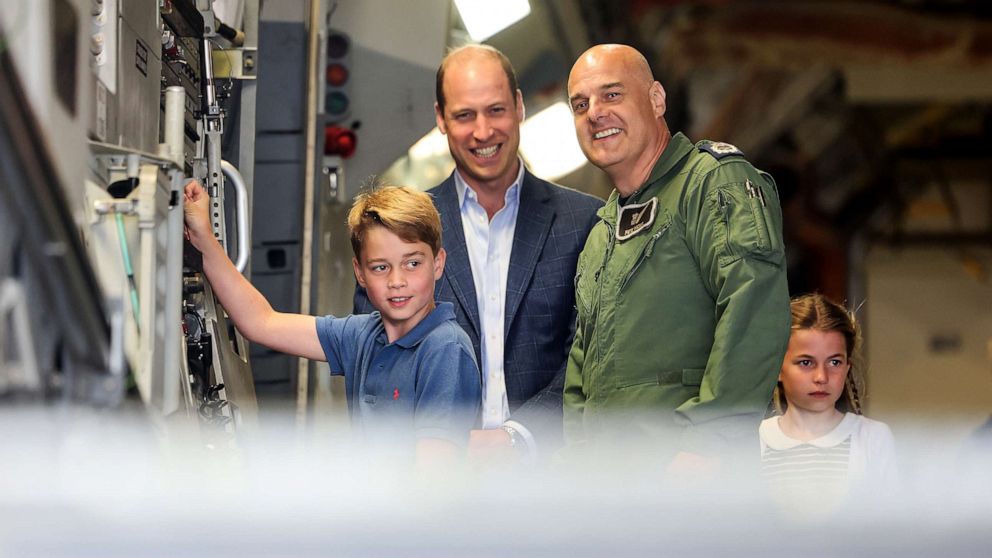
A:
[453, 165, 522, 430]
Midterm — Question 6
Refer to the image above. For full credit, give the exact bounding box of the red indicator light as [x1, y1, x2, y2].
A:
[325, 63, 349, 86]
[324, 125, 357, 158]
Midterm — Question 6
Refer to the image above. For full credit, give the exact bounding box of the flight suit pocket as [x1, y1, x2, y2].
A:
[615, 367, 700, 389]
[713, 180, 781, 267]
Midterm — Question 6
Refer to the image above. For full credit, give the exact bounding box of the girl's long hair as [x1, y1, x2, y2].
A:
[772, 293, 864, 415]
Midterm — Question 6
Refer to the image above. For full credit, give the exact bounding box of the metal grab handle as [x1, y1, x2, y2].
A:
[220, 160, 250, 273]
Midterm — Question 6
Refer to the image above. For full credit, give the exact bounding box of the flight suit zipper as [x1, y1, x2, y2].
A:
[595, 221, 615, 283]
[590, 220, 615, 386]
[619, 222, 671, 293]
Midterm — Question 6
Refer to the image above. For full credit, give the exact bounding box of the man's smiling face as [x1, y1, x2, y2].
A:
[436, 52, 523, 194]
[567, 45, 667, 193]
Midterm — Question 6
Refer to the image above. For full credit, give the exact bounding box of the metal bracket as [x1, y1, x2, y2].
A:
[211, 48, 257, 79]
[93, 198, 140, 217]
[0, 279, 41, 393]
[322, 156, 345, 204]
[88, 140, 179, 171]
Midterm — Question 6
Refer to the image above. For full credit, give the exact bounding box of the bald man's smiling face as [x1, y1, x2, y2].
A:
[567, 46, 668, 193]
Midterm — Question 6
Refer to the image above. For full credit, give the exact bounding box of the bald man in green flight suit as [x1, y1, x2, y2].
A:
[564, 44, 790, 474]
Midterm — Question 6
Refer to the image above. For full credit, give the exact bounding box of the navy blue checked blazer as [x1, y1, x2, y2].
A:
[354, 169, 601, 453]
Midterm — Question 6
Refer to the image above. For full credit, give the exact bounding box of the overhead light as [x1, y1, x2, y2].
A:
[520, 102, 588, 180]
[384, 127, 454, 191]
[454, 0, 531, 42]
[408, 127, 450, 161]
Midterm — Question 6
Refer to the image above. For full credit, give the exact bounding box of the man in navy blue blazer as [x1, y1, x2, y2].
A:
[355, 45, 601, 463]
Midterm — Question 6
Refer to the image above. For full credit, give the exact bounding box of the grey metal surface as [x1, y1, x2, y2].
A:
[137, 164, 185, 416]
[255, 21, 306, 132]
[253, 162, 305, 242]
[233, 0, 260, 277]
[114, 3, 163, 153]
[248, 16, 307, 394]
[0, 31, 113, 403]
[203, 282, 259, 427]
[118, 0, 161, 46]
[318, 43, 439, 204]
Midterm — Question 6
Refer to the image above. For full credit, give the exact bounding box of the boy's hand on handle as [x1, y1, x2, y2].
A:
[183, 180, 213, 250]
[180, 179, 326, 362]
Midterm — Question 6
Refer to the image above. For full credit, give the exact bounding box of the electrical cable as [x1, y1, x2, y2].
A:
[114, 212, 141, 331]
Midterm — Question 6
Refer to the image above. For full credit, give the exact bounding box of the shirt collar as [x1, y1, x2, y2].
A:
[385, 301, 456, 349]
[453, 158, 525, 209]
[761, 412, 858, 450]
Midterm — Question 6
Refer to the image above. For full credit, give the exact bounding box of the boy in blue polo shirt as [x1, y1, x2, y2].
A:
[183, 181, 481, 463]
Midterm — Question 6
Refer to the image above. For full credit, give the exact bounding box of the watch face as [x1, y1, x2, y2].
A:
[502, 426, 519, 447]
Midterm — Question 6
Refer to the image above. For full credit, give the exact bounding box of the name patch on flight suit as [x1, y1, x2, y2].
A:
[616, 198, 657, 241]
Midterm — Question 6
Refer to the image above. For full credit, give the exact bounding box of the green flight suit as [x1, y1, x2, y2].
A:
[563, 132, 790, 462]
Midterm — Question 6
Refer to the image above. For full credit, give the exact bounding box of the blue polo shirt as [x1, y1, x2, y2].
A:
[315, 302, 481, 448]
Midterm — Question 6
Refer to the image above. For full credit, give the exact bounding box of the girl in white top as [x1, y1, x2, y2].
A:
[760, 293, 896, 518]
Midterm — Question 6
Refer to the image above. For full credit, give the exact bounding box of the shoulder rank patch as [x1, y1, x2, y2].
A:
[616, 198, 657, 241]
[699, 141, 743, 159]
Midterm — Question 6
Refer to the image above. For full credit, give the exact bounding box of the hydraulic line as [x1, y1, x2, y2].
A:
[114, 212, 141, 331]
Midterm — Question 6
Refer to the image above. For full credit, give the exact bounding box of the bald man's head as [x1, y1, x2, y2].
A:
[569, 44, 655, 91]
[566, 44, 670, 195]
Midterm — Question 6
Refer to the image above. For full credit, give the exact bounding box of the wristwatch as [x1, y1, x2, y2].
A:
[501, 424, 527, 453]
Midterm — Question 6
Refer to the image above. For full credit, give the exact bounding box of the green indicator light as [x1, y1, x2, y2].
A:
[325, 91, 349, 115]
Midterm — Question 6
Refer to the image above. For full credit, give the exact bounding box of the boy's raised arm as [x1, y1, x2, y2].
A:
[183, 181, 325, 362]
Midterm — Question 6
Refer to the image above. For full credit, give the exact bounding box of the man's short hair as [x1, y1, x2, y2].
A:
[435, 44, 519, 114]
[347, 183, 442, 259]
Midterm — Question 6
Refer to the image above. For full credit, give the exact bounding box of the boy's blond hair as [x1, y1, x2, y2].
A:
[347, 184, 442, 259]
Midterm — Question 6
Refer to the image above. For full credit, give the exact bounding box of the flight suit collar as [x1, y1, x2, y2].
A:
[631, 132, 694, 205]
[597, 132, 694, 226]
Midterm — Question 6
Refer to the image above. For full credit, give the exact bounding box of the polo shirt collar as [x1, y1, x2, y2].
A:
[388, 301, 456, 349]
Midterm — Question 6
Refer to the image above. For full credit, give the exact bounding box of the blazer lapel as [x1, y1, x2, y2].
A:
[432, 176, 481, 339]
[505, 171, 553, 336]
